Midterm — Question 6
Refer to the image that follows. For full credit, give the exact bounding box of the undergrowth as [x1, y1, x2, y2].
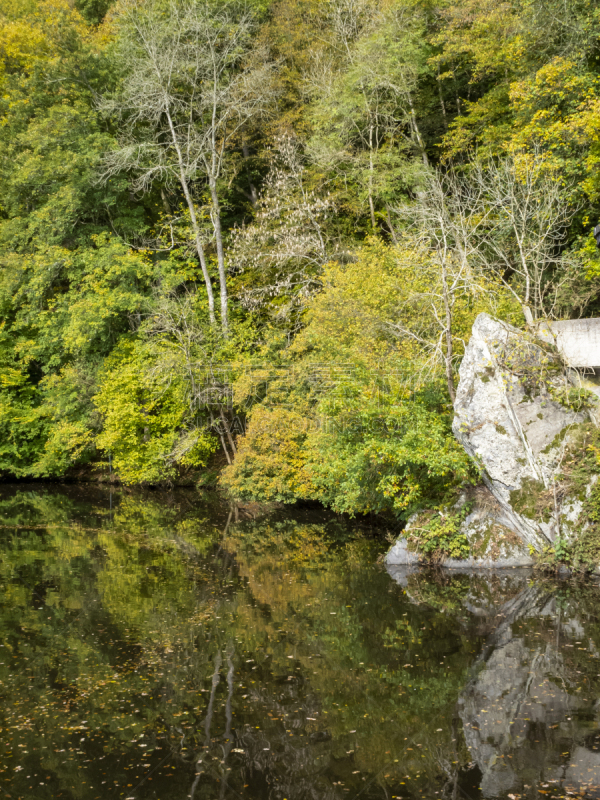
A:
[535, 424, 600, 571]
[406, 502, 474, 563]
[550, 385, 597, 413]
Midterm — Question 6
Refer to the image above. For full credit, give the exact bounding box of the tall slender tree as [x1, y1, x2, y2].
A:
[99, 0, 275, 335]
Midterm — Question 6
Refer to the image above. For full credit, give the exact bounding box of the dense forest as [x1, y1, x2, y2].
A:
[2, 0, 600, 519]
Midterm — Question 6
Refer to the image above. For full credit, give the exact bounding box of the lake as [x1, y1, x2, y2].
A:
[0, 484, 599, 800]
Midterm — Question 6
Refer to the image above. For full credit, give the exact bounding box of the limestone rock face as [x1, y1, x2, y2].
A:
[452, 313, 590, 550]
[537, 316, 600, 368]
[385, 313, 598, 568]
[385, 486, 535, 567]
[385, 537, 420, 566]
[443, 486, 535, 567]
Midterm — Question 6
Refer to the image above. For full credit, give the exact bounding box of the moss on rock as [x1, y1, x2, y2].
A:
[510, 477, 551, 522]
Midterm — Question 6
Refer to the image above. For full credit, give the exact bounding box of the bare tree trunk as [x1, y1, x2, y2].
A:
[386, 206, 398, 245]
[515, 236, 535, 325]
[407, 93, 429, 167]
[437, 65, 448, 131]
[211, 411, 232, 464]
[242, 142, 258, 208]
[441, 259, 456, 403]
[165, 111, 216, 326]
[522, 304, 535, 326]
[452, 65, 462, 116]
[219, 406, 237, 456]
[160, 187, 172, 215]
[209, 179, 229, 337]
[368, 124, 377, 231]
[181, 181, 216, 325]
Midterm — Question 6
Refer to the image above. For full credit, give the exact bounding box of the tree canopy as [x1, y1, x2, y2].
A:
[1, 0, 600, 517]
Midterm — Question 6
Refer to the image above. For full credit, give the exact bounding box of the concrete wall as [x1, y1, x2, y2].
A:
[537, 318, 600, 368]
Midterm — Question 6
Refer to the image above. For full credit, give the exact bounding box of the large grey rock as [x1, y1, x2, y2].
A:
[452, 313, 591, 550]
[442, 487, 535, 567]
[537, 317, 600, 368]
[384, 489, 534, 568]
[385, 537, 420, 565]
[386, 313, 599, 568]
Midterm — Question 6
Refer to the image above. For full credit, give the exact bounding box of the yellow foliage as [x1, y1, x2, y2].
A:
[221, 406, 316, 502]
[224, 242, 512, 512]
[0, 0, 92, 80]
[431, 0, 522, 83]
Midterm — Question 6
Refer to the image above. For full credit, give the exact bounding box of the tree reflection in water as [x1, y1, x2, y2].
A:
[1, 484, 600, 799]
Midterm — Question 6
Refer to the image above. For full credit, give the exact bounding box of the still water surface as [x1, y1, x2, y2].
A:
[1, 485, 600, 800]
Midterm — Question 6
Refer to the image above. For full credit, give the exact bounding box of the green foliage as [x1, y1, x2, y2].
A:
[554, 535, 572, 564]
[510, 477, 550, 521]
[74, 0, 112, 25]
[308, 390, 473, 517]
[95, 339, 218, 484]
[524, 426, 600, 570]
[0, 235, 157, 476]
[565, 459, 600, 569]
[221, 406, 315, 503]
[550, 384, 597, 412]
[406, 504, 473, 562]
[224, 242, 479, 517]
[2, 0, 600, 521]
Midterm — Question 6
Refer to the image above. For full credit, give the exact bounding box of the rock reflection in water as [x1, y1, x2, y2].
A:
[389, 566, 600, 798]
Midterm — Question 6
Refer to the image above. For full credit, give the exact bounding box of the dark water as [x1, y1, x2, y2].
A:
[1, 488, 600, 800]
